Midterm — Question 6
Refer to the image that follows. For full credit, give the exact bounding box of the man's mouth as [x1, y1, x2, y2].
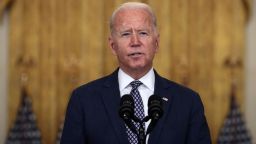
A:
[128, 52, 143, 56]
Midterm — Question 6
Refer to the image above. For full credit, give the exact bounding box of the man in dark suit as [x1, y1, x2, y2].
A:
[61, 2, 211, 144]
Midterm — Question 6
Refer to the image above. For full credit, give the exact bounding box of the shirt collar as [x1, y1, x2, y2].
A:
[118, 68, 155, 91]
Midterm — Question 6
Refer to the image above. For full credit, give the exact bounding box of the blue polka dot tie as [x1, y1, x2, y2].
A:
[126, 81, 145, 144]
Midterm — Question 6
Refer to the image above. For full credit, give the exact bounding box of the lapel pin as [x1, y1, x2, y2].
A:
[162, 97, 168, 102]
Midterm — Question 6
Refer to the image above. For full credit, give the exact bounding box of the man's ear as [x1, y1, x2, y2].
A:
[108, 36, 117, 55]
[155, 33, 160, 52]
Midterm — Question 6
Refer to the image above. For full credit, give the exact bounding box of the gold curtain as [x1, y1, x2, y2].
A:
[7, 0, 250, 143]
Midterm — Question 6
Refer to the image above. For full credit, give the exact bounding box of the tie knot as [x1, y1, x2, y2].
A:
[130, 80, 143, 90]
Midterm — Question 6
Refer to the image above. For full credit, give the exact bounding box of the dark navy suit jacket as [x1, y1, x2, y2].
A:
[60, 69, 211, 144]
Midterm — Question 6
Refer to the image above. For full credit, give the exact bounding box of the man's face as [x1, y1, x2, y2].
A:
[109, 9, 159, 74]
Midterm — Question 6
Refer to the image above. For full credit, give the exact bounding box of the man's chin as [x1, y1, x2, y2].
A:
[121, 62, 151, 72]
[130, 65, 150, 72]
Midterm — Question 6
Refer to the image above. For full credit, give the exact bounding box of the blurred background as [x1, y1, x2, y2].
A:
[0, 0, 255, 143]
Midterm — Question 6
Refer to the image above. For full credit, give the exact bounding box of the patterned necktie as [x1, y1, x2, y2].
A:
[126, 80, 145, 144]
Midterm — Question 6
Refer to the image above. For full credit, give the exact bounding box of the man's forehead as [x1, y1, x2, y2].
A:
[114, 22, 153, 33]
[114, 11, 152, 27]
[115, 9, 151, 22]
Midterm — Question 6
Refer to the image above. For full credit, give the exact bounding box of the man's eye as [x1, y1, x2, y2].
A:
[139, 31, 149, 36]
[121, 32, 131, 37]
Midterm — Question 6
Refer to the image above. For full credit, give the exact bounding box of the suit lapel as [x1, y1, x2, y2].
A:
[101, 70, 129, 144]
[148, 71, 173, 144]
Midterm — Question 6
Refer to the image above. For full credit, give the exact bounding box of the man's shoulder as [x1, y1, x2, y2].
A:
[73, 71, 117, 93]
[157, 75, 204, 109]
[157, 74, 198, 96]
[156, 74, 203, 105]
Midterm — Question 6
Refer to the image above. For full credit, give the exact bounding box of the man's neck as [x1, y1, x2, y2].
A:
[119, 67, 152, 80]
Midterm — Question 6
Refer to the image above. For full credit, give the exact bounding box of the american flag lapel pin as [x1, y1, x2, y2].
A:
[162, 97, 168, 102]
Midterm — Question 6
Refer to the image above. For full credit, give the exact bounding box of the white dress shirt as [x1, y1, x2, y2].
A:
[118, 68, 155, 143]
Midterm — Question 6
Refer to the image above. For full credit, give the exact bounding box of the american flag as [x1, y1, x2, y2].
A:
[55, 120, 64, 144]
[217, 86, 252, 144]
[5, 87, 42, 144]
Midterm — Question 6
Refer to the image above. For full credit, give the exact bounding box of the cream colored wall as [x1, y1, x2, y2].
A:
[246, 0, 256, 142]
[0, 12, 8, 144]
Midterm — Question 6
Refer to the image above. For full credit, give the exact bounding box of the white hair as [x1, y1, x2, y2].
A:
[109, 2, 157, 33]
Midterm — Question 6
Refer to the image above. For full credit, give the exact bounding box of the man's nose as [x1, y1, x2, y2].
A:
[130, 33, 141, 47]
